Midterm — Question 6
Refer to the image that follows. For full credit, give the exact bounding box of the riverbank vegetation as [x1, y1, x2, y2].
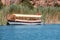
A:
[0, 0, 60, 25]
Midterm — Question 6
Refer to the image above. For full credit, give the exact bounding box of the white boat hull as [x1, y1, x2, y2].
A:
[8, 22, 42, 25]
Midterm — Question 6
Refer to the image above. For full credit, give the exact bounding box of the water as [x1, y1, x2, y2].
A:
[0, 24, 60, 40]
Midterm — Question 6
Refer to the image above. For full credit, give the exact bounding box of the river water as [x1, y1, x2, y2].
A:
[0, 24, 60, 40]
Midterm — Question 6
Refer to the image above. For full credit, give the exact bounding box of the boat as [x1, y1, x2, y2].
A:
[7, 14, 42, 25]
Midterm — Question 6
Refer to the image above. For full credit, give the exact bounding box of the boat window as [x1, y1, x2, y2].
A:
[15, 17, 40, 20]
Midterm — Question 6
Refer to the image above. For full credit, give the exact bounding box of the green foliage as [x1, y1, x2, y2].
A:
[21, 0, 33, 9]
[0, 0, 3, 9]
[3, 4, 35, 14]
[9, 4, 19, 13]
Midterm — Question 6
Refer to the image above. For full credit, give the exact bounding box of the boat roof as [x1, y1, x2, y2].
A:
[13, 14, 42, 17]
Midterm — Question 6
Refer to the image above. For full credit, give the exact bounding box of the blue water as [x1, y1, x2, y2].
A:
[0, 24, 60, 40]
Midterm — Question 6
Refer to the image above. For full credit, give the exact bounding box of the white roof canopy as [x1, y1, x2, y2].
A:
[13, 14, 42, 17]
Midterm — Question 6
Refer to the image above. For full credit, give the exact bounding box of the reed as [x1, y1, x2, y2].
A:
[38, 7, 60, 24]
[0, 10, 7, 25]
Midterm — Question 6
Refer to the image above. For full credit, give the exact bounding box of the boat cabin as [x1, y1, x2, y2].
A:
[7, 14, 42, 21]
[7, 14, 42, 25]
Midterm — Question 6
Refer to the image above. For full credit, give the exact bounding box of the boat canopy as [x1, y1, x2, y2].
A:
[13, 14, 42, 17]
